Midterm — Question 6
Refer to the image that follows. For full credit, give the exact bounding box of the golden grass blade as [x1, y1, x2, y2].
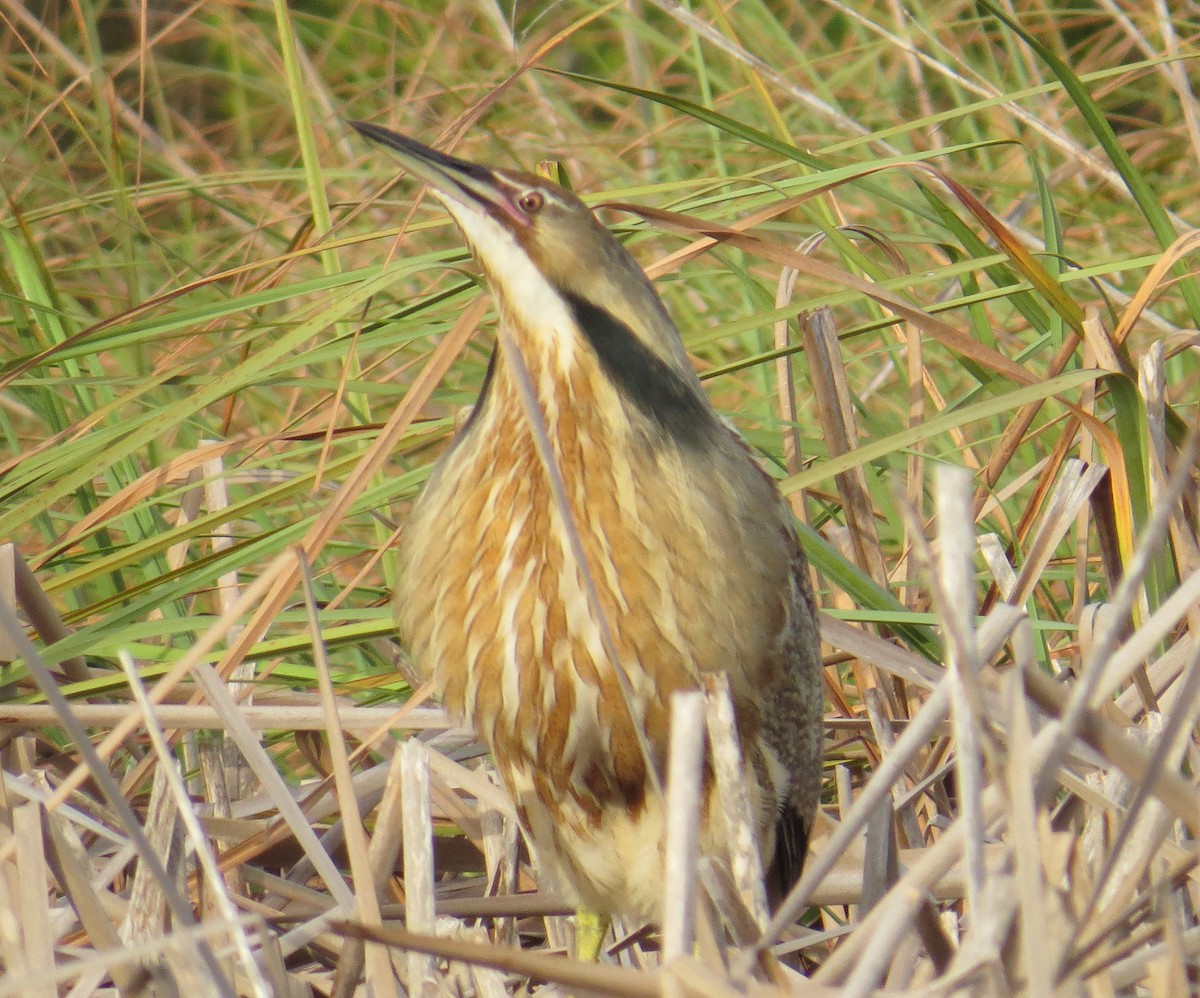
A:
[297, 553, 397, 994]
[330, 920, 662, 998]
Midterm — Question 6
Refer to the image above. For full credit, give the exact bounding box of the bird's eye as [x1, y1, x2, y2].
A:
[517, 190, 545, 214]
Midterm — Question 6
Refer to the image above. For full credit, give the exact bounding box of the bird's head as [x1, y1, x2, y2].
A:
[352, 122, 714, 445]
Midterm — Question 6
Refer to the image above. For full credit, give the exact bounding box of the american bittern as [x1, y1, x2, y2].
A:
[353, 122, 823, 942]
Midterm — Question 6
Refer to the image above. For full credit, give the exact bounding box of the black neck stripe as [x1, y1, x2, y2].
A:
[563, 292, 714, 448]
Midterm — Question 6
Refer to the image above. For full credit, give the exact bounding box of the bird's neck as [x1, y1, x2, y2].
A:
[463, 292, 720, 459]
[477, 333, 612, 454]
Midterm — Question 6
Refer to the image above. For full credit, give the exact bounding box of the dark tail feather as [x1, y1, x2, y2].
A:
[770, 805, 809, 907]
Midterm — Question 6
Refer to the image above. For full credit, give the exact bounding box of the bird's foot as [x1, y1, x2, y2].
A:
[574, 908, 610, 961]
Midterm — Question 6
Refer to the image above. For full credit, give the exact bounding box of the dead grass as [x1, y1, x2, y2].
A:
[2, 1, 1199, 995]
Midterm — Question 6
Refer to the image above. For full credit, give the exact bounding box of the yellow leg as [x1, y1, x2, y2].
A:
[575, 907, 610, 961]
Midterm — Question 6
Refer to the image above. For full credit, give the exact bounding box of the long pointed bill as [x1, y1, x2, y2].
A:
[350, 121, 529, 230]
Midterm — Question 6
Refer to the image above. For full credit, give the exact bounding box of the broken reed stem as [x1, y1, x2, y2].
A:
[704, 673, 769, 926]
[934, 465, 986, 913]
[401, 738, 435, 992]
[663, 691, 705, 962]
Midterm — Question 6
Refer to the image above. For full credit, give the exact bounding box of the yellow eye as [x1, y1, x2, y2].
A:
[518, 190, 545, 214]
